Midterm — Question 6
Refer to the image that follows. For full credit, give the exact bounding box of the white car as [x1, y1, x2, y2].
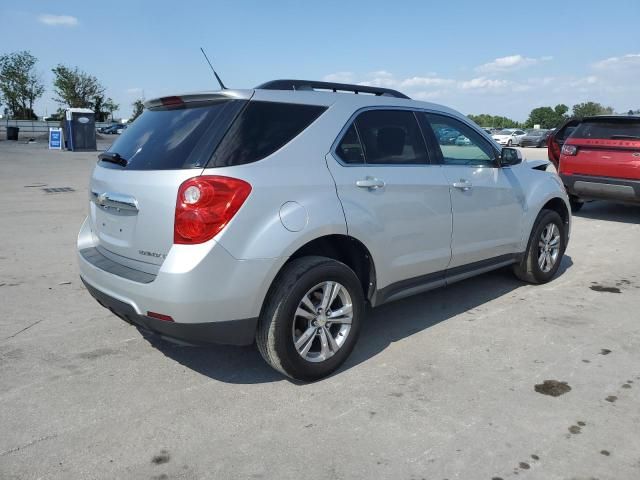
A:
[492, 128, 527, 146]
[78, 79, 571, 380]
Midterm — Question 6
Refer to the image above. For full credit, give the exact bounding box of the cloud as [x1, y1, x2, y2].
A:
[459, 77, 510, 90]
[38, 14, 78, 27]
[569, 76, 598, 87]
[323, 71, 514, 97]
[399, 76, 455, 88]
[476, 54, 552, 73]
[321, 56, 637, 119]
[592, 53, 640, 70]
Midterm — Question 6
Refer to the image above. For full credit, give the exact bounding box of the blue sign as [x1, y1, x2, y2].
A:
[49, 128, 62, 150]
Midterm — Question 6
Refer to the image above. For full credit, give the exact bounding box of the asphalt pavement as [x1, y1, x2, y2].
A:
[1, 140, 639, 480]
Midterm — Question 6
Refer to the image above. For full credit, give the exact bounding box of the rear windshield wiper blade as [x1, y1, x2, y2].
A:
[610, 135, 640, 140]
[98, 151, 128, 167]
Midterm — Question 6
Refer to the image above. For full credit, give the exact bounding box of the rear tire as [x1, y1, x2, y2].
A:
[513, 209, 566, 284]
[256, 256, 365, 381]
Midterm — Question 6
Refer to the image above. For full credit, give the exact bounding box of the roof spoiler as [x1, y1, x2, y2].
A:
[256, 79, 410, 99]
[144, 90, 252, 109]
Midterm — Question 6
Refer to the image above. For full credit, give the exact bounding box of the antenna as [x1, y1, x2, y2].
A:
[199, 47, 227, 90]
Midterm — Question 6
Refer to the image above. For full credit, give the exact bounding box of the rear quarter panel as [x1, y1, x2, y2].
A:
[206, 104, 351, 260]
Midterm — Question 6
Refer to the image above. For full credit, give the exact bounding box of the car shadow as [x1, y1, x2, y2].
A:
[574, 201, 640, 225]
[143, 255, 573, 385]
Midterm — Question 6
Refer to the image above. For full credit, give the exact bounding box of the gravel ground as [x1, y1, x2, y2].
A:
[1, 140, 639, 480]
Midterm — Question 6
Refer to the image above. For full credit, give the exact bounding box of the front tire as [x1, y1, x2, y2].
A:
[256, 256, 365, 381]
[513, 209, 566, 284]
[507, 139, 513, 146]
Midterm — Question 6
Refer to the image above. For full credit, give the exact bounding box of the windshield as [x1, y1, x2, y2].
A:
[528, 130, 547, 137]
[572, 119, 640, 139]
[496, 129, 514, 134]
[102, 100, 246, 170]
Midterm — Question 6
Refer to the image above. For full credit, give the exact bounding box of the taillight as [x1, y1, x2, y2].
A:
[561, 144, 578, 156]
[160, 96, 185, 108]
[174, 176, 252, 244]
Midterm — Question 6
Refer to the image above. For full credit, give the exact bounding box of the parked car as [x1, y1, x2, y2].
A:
[100, 124, 125, 134]
[78, 79, 571, 380]
[554, 115, 640, 211]
[492, 128, 527, 146]
[455, 135, 472, 146]
[520, 129, 551, 148]
[437, 128, 459, 144]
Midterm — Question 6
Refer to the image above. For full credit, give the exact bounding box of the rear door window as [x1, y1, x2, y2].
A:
[102, 100, 245, 170]
[351, 110, 429, 165]
[209, 101, 327, 167]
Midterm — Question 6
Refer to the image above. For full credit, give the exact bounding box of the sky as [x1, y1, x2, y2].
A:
[1, 0, 639, 120]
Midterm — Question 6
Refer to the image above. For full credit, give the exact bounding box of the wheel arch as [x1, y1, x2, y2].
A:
[526, 195, 571, 249]
[261, 234, 377, 318]
[541, 196, 570, 231]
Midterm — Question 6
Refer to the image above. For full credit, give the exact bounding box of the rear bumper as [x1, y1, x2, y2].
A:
[77, 217, 284, 345]
[561, 174, 640, 203]
[82, 278, 256, 345]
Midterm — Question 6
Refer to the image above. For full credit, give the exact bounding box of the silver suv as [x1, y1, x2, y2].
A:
[78, 79, 571, 380]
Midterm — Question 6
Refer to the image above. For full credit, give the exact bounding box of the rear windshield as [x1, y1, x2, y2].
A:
[208, 101, 327, 167]
[101, 100, 245, 170]
[572, 119, 640, 140]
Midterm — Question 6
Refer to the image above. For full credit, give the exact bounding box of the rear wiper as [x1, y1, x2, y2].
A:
[98, 151, 128, 167]
[610, 135, 640, 140]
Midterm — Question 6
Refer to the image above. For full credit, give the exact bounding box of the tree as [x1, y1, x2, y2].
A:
[92, 94, 106, 121]
[103, 97, 119, 121]
[92, 94, 119, 121]
[129, 99, 144, 122]
[51, 64, 105, 108]
[571, 102, 614, 118]
[0, 50, 45, 119]
[467, 114, 521, 128]
[525, 104, 568, 129]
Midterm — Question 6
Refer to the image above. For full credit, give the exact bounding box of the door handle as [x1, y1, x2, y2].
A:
[356, 177, 385, 190]
[452, 180, 472, 191]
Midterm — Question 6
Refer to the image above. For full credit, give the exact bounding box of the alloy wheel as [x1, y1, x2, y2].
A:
[292, 281, 353, 362]
[538, 222, 561, 273]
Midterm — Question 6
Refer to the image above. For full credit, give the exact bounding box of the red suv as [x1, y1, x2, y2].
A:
[549, 116, 640, 211]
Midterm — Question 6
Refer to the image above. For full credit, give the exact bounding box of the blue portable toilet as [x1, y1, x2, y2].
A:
[63, 108, 97, 151]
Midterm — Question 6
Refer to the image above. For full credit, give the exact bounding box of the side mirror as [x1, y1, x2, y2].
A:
[500, 147, 522, 166]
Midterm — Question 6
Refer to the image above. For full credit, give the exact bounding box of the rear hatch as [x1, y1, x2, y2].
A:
[89, 92, 250, 270]
[560, 116, 640, 179]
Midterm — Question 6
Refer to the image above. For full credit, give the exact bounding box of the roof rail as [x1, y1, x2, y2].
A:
[256, 79, 410, 99]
